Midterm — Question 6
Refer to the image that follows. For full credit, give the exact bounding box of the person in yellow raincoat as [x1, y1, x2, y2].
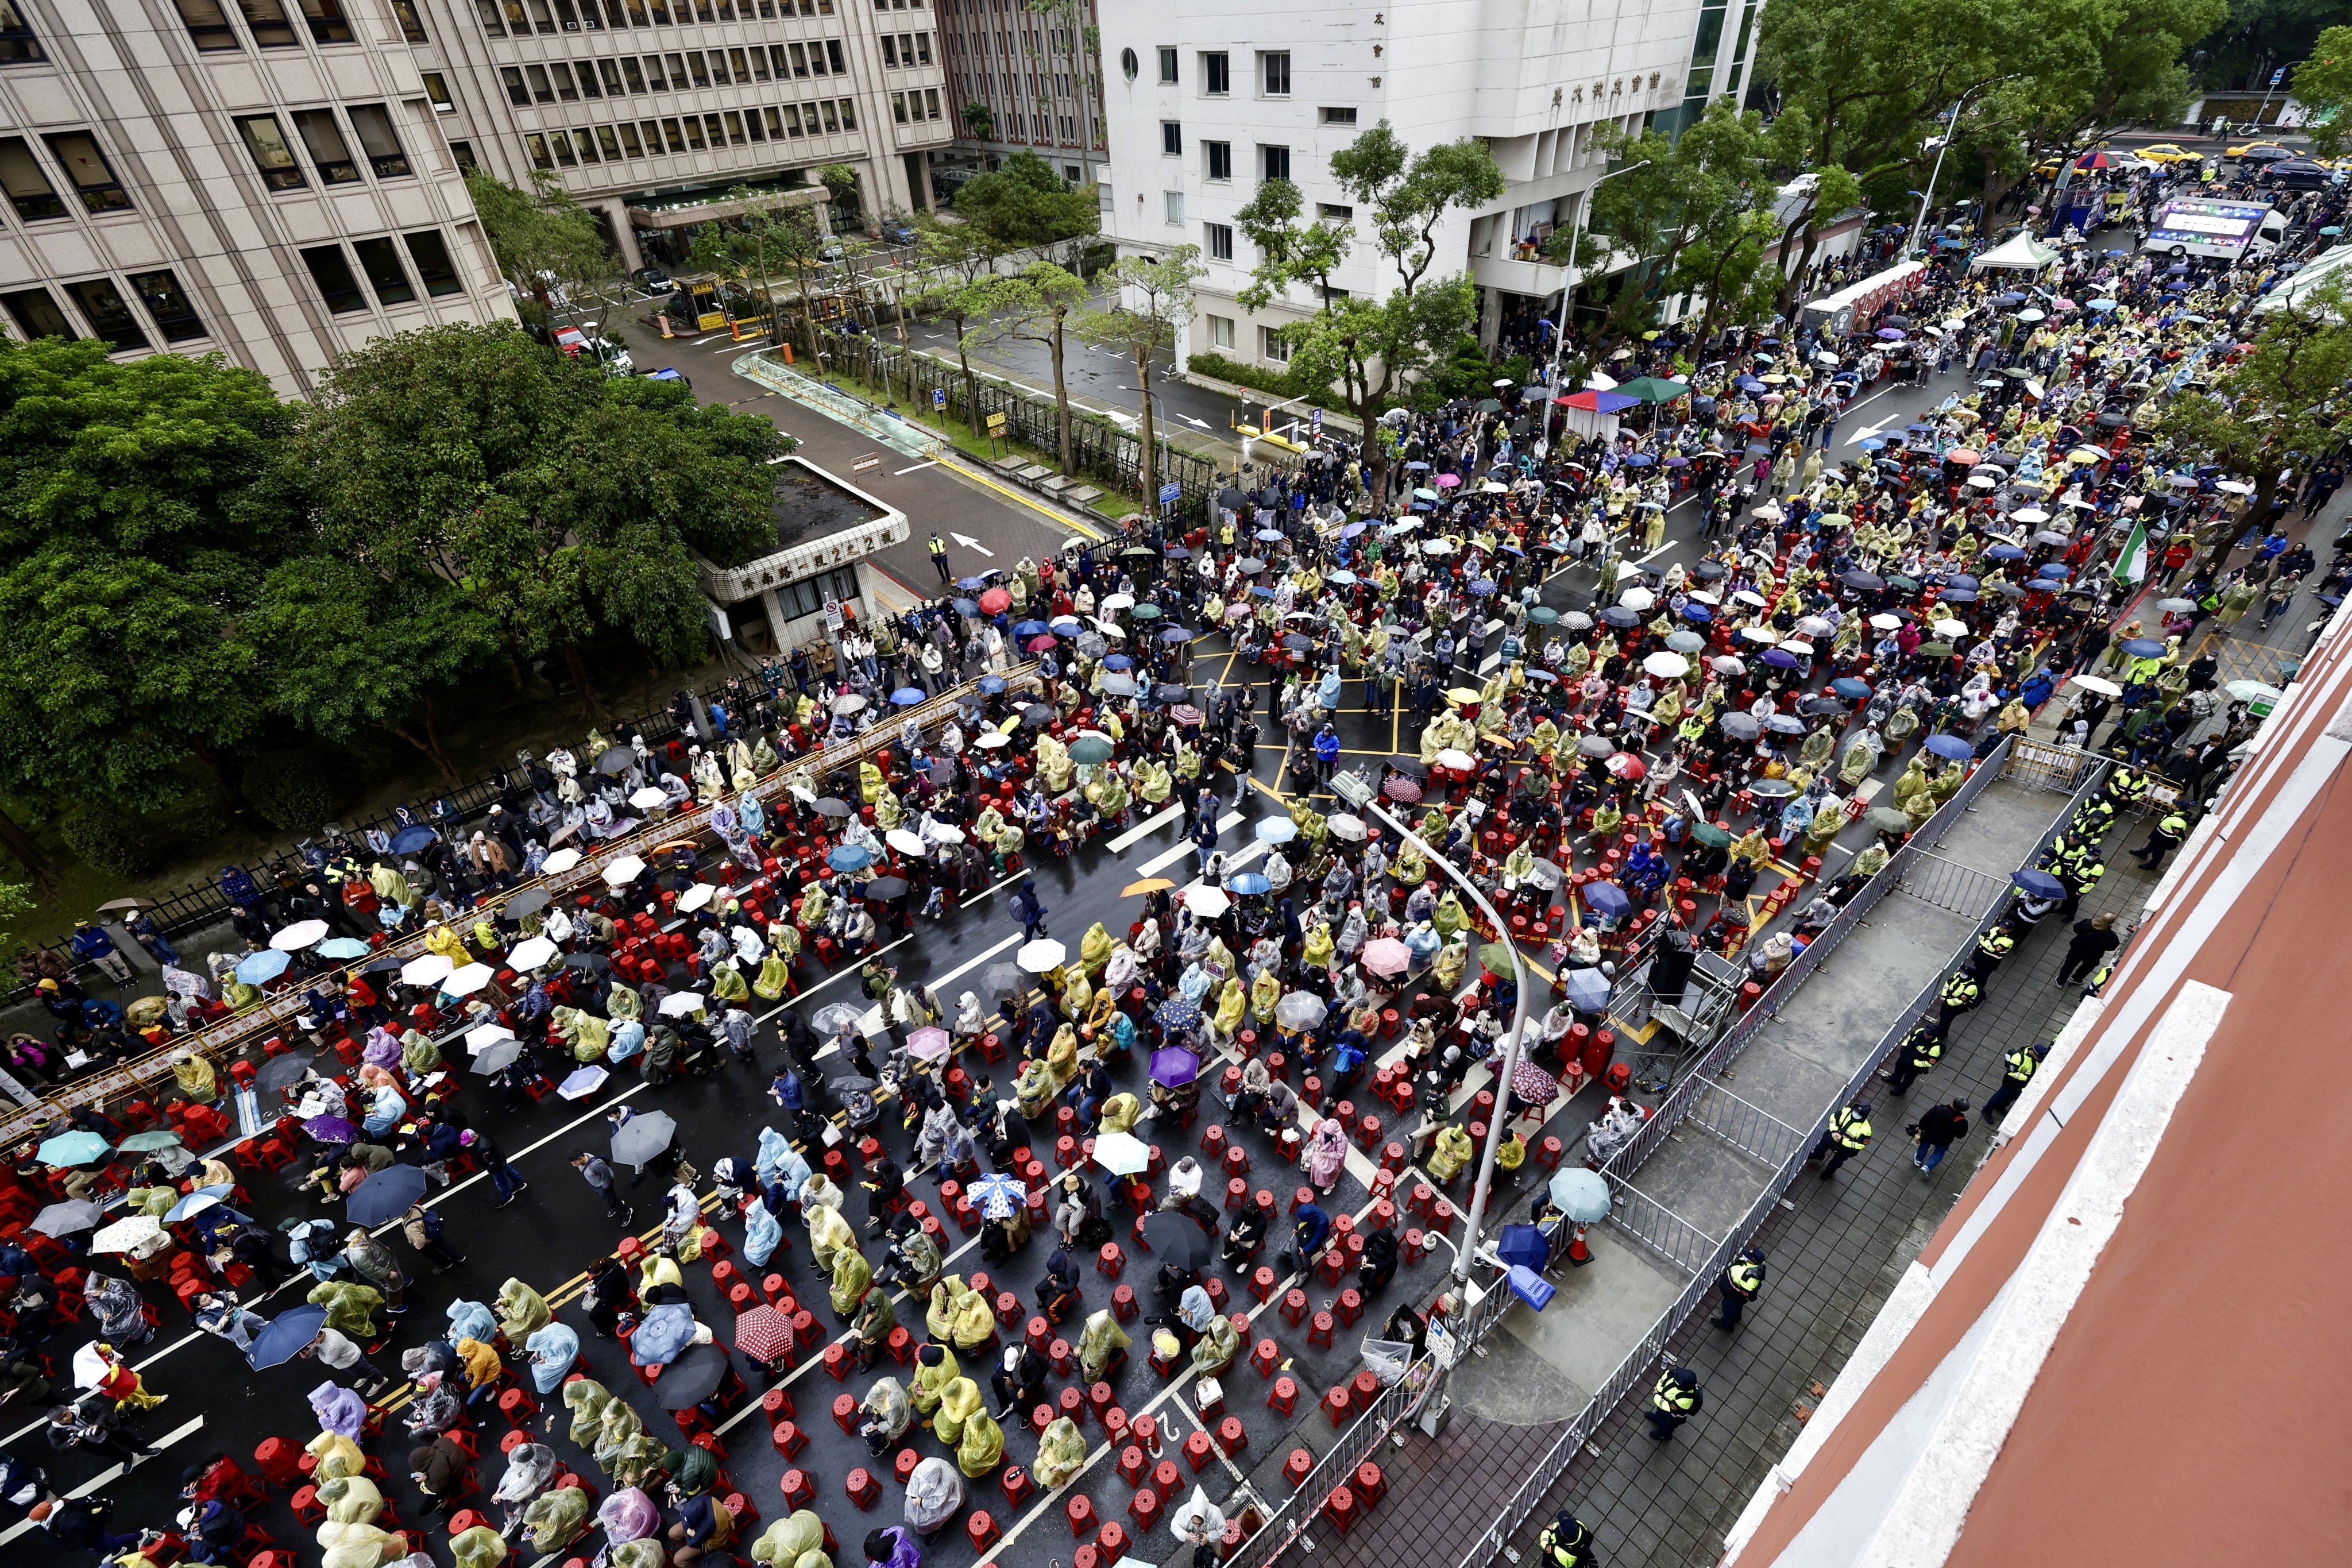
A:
[1300, 921, 1335, 972]
[1059, 966, 1092, 1022]
[957, 1410, 1005, 1477]
[1098, 1091, 1141, 1136]
[807, 1203, 856, 1275]
[1431, 933, 1468, 994]
[550, 1007, 609, 1062]
[710, 962, 749, 1004]
[1077, 1308, 1130, 1383]
[858, 759, 885, 804]
[1044, 1024, 1080, 1089]
[1014, 1056, 1056, 1122]
[1134, 759, 1172, 806]
[829, 1247, 871, 1317]
[171, 1048, 218, 1104]
[424, 921, 469, 967]
[1208, 978, 1245, 1049]
[1391, 841, 1427, 886]
[1427, 1123, 1475, 1181]
[1032, 1416, 1087, 1489]
[754, 951, 793, 1001]
[497, 1278, 550, 1339]
[1249, 968, 1281, 1026]
[1189, 1312, 1239, 1375]
[931, 1376, 982, 1447]
[1036, 735, 1072, 793]
[1432, 890, 1468, 937]
[1803, 797, 1847, 855]
[910, 1344, 959, 1416]
[1077, 922, 1113, 978]
[874, 790, 906, 831]
[799, 880, 830, 930]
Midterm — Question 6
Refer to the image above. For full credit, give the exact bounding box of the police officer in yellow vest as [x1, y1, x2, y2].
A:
[1808, 1100, 1873, 1179]
[1983, 1041, 2047, 1126]
[1646, 1365, 1702, 1441]
[2058, 852, 2105, 919]
[1712, 1246, 1766, 1329]
[928, 530, 951, 582]
[1886, 1020, 1945, 1095]
[1933, 968, 1982, 1030]
[1535, 1509, 1600, 1568]
[1966, 921, 2018, 979]
[2131, 809, 2189, 870]
[2104, 766, 2149, 810]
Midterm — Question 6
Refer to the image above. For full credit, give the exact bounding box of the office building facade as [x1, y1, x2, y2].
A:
[931, 0, 1103, 198]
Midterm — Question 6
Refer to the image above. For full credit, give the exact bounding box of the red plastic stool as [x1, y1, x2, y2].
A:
[1283, 1449, 1315, 1489]
[1281, 1288, 1309, 1327]
[1226, 1176, 1250, 1212]
[1003, 1465, 1036, 1509]
[1218, 1415, 1248, 1455]
[893, 1448, 921, 1485]
[1029, 1404, 1055, 1438]
[831, 1393, 860, 1434]
[1065, 1494, 1098, 1537]
[1536, 1135, 1565, 1172]
[1222, 1143, 1250, 1179]
[1096, 1522, 1130, 1560]
[1049, 1338, 1074, 1376]
[1249, 1265, 1278, 1304]
[845, 1468, 880, 1510]
[1430, 1198, 1457, 1237]
[1291, 1185, 1315, 1213]
[1337, 1287, 1363, 1327]
[1402, 1228, 1428, 1265]
[967, 1511, 1000, 1552]
[771, 1421, 808, 1459]
[759, 1387, 795, 1425]
[781, 1471, 817, 1511]
[1117, 1445, 1146, 1486]
[500, 1430, 531, 1457]
[254, 1438, 304, 1489]
[1089, 1381, 1115, 1423]
[1323, 1485, 1360, 1535]
[1354, 1461, 1387, 1508]
[1267, 1376, 1297, 1418]
[822, 1343, 849, 1380]
[1323, 1384, 1353, 1427]
[1251, 1338, 1280, 1379]
[1057, 1385, 1085, 1425]
[497, 1387, 539, 1428]
[1111, 1283, 1138, 1320]
[290, 1486, 325, 1527]
[1353, 1369, 1381, 1406]
[1308, 1311, 1334, 1350]
[1129, 1486, 1163, 1532]
[1096, 1242, 1125, 1278]
[1184, 1429, 1214, 1472]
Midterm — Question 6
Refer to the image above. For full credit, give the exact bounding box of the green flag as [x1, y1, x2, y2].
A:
[2112, 519, 2148, 586]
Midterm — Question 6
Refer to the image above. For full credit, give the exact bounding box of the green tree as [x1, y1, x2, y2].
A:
[0, 875, 31, 954]
[963, 102, 995, 139]
[952, 150, 1099, 259]
[0, 338, 298, 833]
[299, 323, 786, 718]
[1075, 248, 1204, 507]
[820, 163, 862, 229]
[2291, 24, 2352, 158]
[1235, 122, 1504, 505]
[972, 261, 1091, 472]
[686, 189, 836, 365]
[465, 169, 618, 327]
[2153, 281, 2352, 574]
[912, 215, 1012, 426]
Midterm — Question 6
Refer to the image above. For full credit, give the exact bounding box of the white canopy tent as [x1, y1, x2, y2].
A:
[1969, 233, 2062, 273]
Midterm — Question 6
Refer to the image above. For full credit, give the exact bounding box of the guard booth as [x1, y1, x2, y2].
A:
[662, 272, 727, 332]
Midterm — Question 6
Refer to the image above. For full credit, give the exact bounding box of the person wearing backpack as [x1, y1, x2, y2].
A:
[399, 1202, 467, 1273]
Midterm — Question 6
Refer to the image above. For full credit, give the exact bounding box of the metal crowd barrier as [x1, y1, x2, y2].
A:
[1687, 1077, 1809, 1168]
[0, 665, 1044, 1147]
[1895, 851, 2015, 918]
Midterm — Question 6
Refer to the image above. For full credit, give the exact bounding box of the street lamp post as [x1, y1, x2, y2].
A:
[1544, 159, 1651, 397]
[1907, 76, 2019, 257]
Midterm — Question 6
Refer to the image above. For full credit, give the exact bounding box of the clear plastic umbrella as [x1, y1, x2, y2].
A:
[400, 954, 453, 987]
[602, 855, 647, 886]
[269, 920, 330, 952]
[1017, 939, 1068, 972]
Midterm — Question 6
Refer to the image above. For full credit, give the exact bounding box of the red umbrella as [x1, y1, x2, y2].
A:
[733, 1304, 794, 1363]
[1605, 752, 1647, 781]
[1382, 777, 1422, 802]
[1026, 635, 1057, 652]
[978, 587, 1012, 614]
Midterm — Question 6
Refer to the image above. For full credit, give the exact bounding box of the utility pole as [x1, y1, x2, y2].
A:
[1544, 159, 1650, 396]
[1908, 76, 2018, 257]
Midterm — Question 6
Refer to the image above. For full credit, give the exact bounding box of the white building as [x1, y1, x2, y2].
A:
[1095, 0, 1760, 369]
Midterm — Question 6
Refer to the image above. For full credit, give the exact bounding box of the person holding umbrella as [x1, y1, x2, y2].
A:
[297, 1319, 393, 1397]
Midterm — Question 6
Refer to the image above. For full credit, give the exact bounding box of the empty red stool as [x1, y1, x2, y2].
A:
[500, 1430, 531, 1457]
[1111, 1283, 1138, 1320]
[1536, 1134, 1565, 1172]
[893, 1449, 921, 1485]
[1283, 1449, 1315, 1489]
[822, 1343, 849, 1380]
[780, 1471, 816, 1511]
[1323, 1384, 1353, 1427]
[1002, 1465, 1036, 1508]
[762, 1273, 792, 1307]
[1250, 1265, 1278, 1304]
[1029, 1404, 1055, 1438]
[1430, 1197, 1457, 1237]
[1203, 1276, 1227, 1313]
[1403, 1227, 1428, 1264]
[1129, 1486, 1163, 1533]
[1117, 1445, 1147, 1486]
[1200, 1124, 1226, 1164]
[1222, 1143, 1250, 1178]
[1281, 1288, 1309, 1327]
[1097, 1242, 1125, 1278]
[771, 1422, 808, 1459]
[497, 1387, 539, 1429]
[966, 1511, 1000, 1552]
[1408, 1183, 1436, 1219]
[844, 1468, 880, 1510]
[1268, 1376, 1297, 1418]
[1049, 1337, 1073, 1376]
[760, 1387, 794, 1425]
[1226, 1176, 1250, 1212]
[1357, 1114, 1382, 1150]
[1098, 1523, 1131, 1561]
[1354, 1461, 1387, 1508]
[254, 1438, 304, 1489]
[1336, 1288, 1362, 1327]
[1065, 1494, 1098, 1538]
[290, 1486, 325, 1526]
[1308, 1311, 1334, 1350]
[1057, 1385, 1084, 1424]
[1323, 1485, 1360, 1535]
[1184, 1430, 1214, 1472]
[831, 1393, 860, 1434]
[1218, 1415, 1247, 1455]
[1380, 1140, 1407, 1173]
[1291, 1185, 1315, 1214]
[1089, 1381, 1115, 1423]
[1026, 1315, 1052, 1353]
[1251, 1338, 1280, 1379]
[1353, 1369, 1381, 1406]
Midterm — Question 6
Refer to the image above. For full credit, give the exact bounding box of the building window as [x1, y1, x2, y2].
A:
[127, 269, 207, 341]
[422, 72, 456, 111]
[576, 59, 601, 94]
[1260, 324, 1289, 362]
[1207, 312, 1233, 349]
[837, 97, 854, 128]
[1318, 202, 1352, 223]
[394, 230, 460, 297]
[0, 137, 65, 219]
[724, 110, 746, 143]
[233, 117, 303, 190]
[892, 91, 906, 123]
[352, 237, 416, 305]
[600, 59, 625, 92]
[1319, 105, 1355, 125]
[1, 288, 75, 339]
[598, 123, 624, 156]
[547, 129, 578, 165]
[1203, 140, 1229, 180]
[827, 38, 845, 72]
[388, 0, 426, 40]
[526, 63, 554, 101]
[239, 0, 300, 46]
[292, 110, 360, 183]
[682, 115, 705, 149]
[347, 104, 410, 177]
[1200, 51, 1227, 95]
[1164, 190, 1182, 225]
[553, 61, 580, 98]
[1160, 120, 1181, 156]
[63, 279, 149, 352]
[618, 122, 643, 155]
[621, 56, 645, 90]
[1258, 50, 1288, 96]
[524, 131, 551, 167]
[0, 0, 37, 60]
[773, 565, 862, 622]
[300, 245, 369, 312]
[171, 0, 242, 50]
[473, 0, 504, 32]
[449, 138, 477, 169]
[297, 0, 354, 43]
[1204, 221, 1231, 260]
[1156, 45, 1177, 83]
[686, 50, 708, 86]
[47, 133, 133, 213]
[1260, 143, 1289, 181]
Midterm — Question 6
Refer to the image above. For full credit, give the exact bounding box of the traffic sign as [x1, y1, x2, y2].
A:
[1157, 481, 1182, 504]
[1311, 407, 1323, 432]
[2272, 66, 2286, 86]
[985, 411, 1008, 435]
[932, 387, 946, 407]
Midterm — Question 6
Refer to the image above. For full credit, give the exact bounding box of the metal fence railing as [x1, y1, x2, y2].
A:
[1598, 1178, 1720, 1276]
[2006, 737, 2102, 794]
[1687, 1076, 1809, 1168]
[1896, 851, 2014, 917]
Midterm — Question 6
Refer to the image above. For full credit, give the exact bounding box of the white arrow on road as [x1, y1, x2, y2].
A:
[949, 532, 994, 557]
[1181, 415, 1211, 428]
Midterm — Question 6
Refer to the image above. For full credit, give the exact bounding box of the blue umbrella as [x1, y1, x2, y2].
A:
[1681, 603, 1713, 623]
[346, 1165, 430, 1227]
[890, 688, 926, 706]
[1255, 817, 1297, 843]
[828, 844, 874, 873]
[1013, 619, 1050, 637]
[1149, 1046, 1202, 1087]
[2036, 563, 2071, 581]
[1548, 1167, 1612, 1222]
[1760, 647, 1799, 669]
[2011, 869, 2067, 899]
[979, 675, 1008, 694]
[1496, 1224, 1550, 1270]
[317, 937, 370, 959]
[1582, 881, 1630, 917]
[1857, 437, 1887, 451]
[1049, 616, 1083, 635]
[1601, 607, 1640, 628]
[2117, 638, 2167, 658]
[304, 1115, 361, 1144]
[1103, 655, 1133, 670]
[2086, 298, 2118, 311]
[165, 1184, 236, 1222]
[957, 576, 993, 590]
[1941, 574, 1979, 590]
[1561, 967, 1613, 1011]
[1339, 522, 1367, 539]
[1256, 528, 1286, 542]
[1403, 461, 1431, 471]
[235, 949, 292, 985]
[389, 824, 438, 855]
[1160, 627, 1195, 643]
[1984, 543, 2026, 560]
[1155, 997, 1202, 1029]
[1250, 585, 1277, 598]
[1226, 871, 1272, 895]
[1622, 454, 1655, 468]
[967, 1172, 1027, 1220]
[1830, 677, 1874, 698]
[952, 598, 980, 615]
[1922, 733, 1975, 760]
[248, 1304, 330, 1370]
[1467, 579, 1497, 596]
[36, 1130, 111, 1167]
[1938, 588, 1979, 603]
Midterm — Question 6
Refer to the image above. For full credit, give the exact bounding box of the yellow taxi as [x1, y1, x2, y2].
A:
[2224, 138, 2289, 159]
[2133, 144, 2202, 166]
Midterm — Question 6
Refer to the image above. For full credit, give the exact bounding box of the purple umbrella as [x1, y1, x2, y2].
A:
[1582, 882, 1631, 918]
[1149, 1046, 1202, 1087]
[304, 1115, 361, 1144]
[1760, 647, 1799, 668]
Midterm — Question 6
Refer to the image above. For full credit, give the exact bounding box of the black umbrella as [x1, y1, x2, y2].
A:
[811, 797, 853, 818]
[1386, 756, 1431, 779]
[1142, 1211, 1212, 1269]
[864, 877, 910, 901]
[1281, 634, 1313, 653]
[1022, 705, 1055, 726]
[983, 963, 1028, 999]
[597, 746, 637, 775]
[1155, 686, 1193, 704]
[363, 956, 403, 975]
[506, 888, 551, 918]
[654, 1342, 732, 1410]
[1218, 487, 1246, 509]
[564, 952, 612, 973]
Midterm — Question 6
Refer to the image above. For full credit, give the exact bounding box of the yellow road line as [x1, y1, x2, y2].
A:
[932, 455, 1104, 541]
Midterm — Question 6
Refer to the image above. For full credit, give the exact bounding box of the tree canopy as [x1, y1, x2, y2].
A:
[950, 150, 1100, 256]
[2290, 24, 2352, 159]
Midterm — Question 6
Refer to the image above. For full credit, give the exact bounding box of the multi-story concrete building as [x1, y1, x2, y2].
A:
[0, 0, 513, 391]
[1096, 0, 1760, 368]
[930, 0, 1104, 198]
[410, 0, 955, 270]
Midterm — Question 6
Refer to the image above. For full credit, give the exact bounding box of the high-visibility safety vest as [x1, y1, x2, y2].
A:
[928, 535, 948, 559]
[2108, 769, 2148, 804]
[2002, 1046, 2040, 1086]
[2156, 813, 2188, 838]
[1906, 1028, 1945, 1072]
[1537, 1519, 1594, 1568]
[1725, 1260, 1765, 1298]
[2070, 859, 2106, 891]
[1828, 1108, 1872, 1151]
[1976, 929, 2015, 961]
[1940, 973, 1980, 1007]
[1652, 1373, 1698, 1416]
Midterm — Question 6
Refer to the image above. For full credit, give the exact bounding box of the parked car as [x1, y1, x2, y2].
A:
[2228, 141, 2296, 163]
[2262, 160, 2338, 192]
[2134, 142, 2203, 167]
[878, 219, 918, 245]
[640, 367, 693, 390]
[631, 265, 672, 292]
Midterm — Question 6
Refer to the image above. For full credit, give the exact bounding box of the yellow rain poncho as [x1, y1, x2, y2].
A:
[749, 1511, 830, 1568]
[1078, 921, 1113, 976]
[910, 1346, 960, 1415]
[932, 1376, 982, 1447]
[1033, 1416, 1088, 1489]
[1427, 1123, 1475, 1183]
[828, 1248, 871, 1316]
[1077, 1308, 1130, 1384]
[807, 1203, 856, 1275]
[956, 1411, 1005, 1477]
[495, 1278, 550, 1340]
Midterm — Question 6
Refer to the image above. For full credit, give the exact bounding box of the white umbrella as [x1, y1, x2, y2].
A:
[1326, 814, 1367, 841]
[886, 828, 928, 856]
[2068, 674, 2122, 697]
[1868, 613, 1902, 631]
[1779, 639, 1815, 656]
[269, 920, 330, 952]
[1093, 1130, 1151, 1176]
[927, 824, 967, 845]
[442, 963, 495, 997]
[540, 848, 584, 875]
[602, 855, 647, 886]
[1186, 886, 1232, 917]
[1100, 592, 1136, 611]
[658, 992, 706, 1017]
[1435, 748, 1477, 771]
[1420, 538, 1455, 556]
[1732, 589, 1768, 608]
[90, 1216, 165, 1256]
[1017, 939, 1068, 972]
[1641, 651, 1689, 679]
[465, 1022, 516, 1055]
[2214, 479, 2254, 495]
[832, 693, 867, 715]
[677, 883, 717, 913]
[1932, 618, 1967, 638]
[508, 936, 558, 970]
[2010, 506, 2052, 523]
[629, 786, 670, 810]
[1737, 625, 1780, 644]
[1619, 586, 1656, 612]
[400, 954, 453, 987]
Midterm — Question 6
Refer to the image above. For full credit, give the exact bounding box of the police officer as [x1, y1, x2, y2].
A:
[1983, 1041, 2048, 1126]
[2057, 851, 2105, 920]
[1713, 1247, 1766, 1329]
[1646, 1366, 1701, 1440]
[1808, 1100, 1873, 1179]
[1933, 968, 1982, 1030]
[2132, 809, 2189, 870]
[1885, 1020, 1945, 1095]
[2104, 766, 2149, 811]
[1966, 921, 2018, 979]
[1536, 1509, 1602, 1567]
[928, 531, 951, 582]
